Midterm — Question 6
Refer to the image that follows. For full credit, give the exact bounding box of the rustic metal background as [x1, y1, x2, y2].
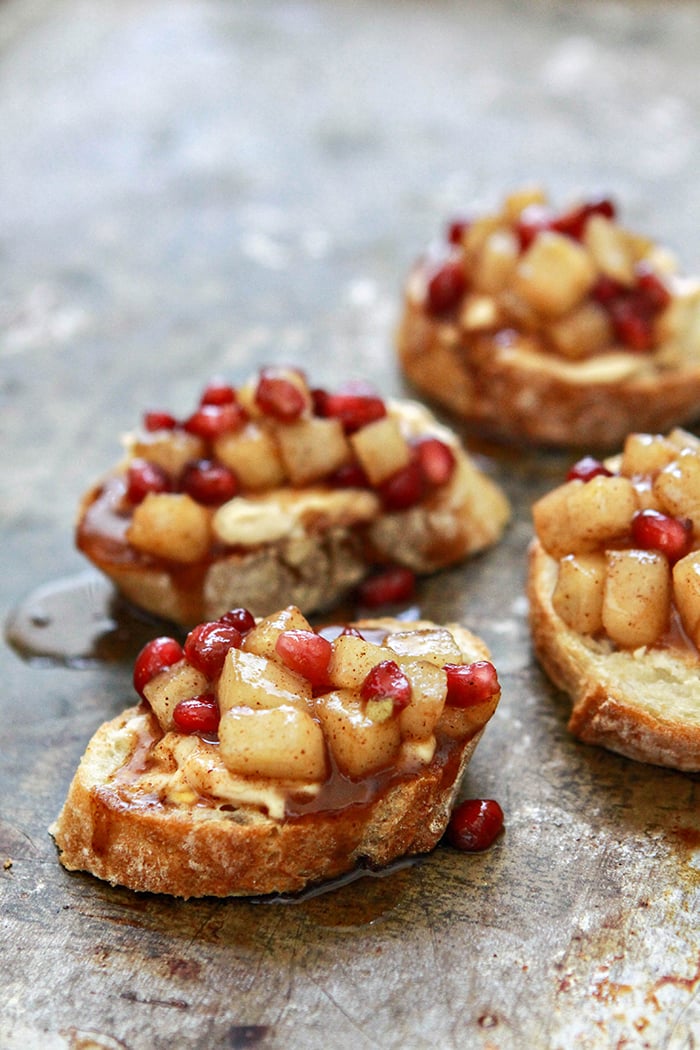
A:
[1, 2, 698, 1048]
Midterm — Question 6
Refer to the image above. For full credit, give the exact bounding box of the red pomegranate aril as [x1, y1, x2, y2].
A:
[425, 257, 468, 315]
[133, 636, 184, 699]
[275, 630, 333, 689]
[515, 204, 553, 251]
[447, 217, 470, 245]
[566, 456, 613, 483]
[184, 402, 247, 440]
[414, 437, 457, 487]
[591, 274, 626, 305]
[184, 621, 243, 678]
[552, 197, 616, 241]
[444, 661, 499, 708]
[173, 693, 220, 735]
[218, 607, 257, 635]
[126, 459, 172, 504]
[631, 509, 693, 563]
[200, 379, 237, 406]
[255, 370, 307, 421]
[328, 460, 370, 488]
[610, 295, 655, 351]
[379, 460, 425, 510]
[143, 410, 178, 432]
[360, 659, 412, 712]
[317, 392, 387, 433]
[635, 263, 672, 312]
[356, 566, 416, 608]
[446, 798, 504, 852]
[180, 459, 238, 505]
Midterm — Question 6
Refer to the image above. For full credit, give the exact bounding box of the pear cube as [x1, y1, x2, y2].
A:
[275, 417, 351, 486]
[602, 549, 671, 648]
[143, 661, 209, 732]
[552, 553, 606, 635]
[219, 705, 327, 781]
[672, 551, 700, 648]
[217, 647, 312, 715]
[126, 493, 211, 563]
[243, 605, 313, 659]
[349, 416, 411, 486]
[315, 689, 401, 778]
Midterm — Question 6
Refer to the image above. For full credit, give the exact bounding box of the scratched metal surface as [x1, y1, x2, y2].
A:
[1, 1, 699, 1048]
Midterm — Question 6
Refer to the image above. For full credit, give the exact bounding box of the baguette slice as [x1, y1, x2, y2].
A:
[77, 369, 509, 625]
[398, 188, 700, 448]
[528, 428, 700, 770]
[51, 612, 501, 897]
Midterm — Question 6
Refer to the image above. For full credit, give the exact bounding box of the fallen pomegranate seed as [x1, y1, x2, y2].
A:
[143, 410, 178, 432]
[255, 369, 307, 421]
[635, 263, 672, 312]
[444, 661, 499, 707]
[275, 629, 333, 689]
[328, 461, 370, 488]
[356, 566, 416, 607]
[446, 798, 504, 852]
[515, 204, 553, 251]
[184, 621, 243, 678]
[425, 257, 467, 314]
[610, 294, 655, 351]
[566, 456, 613, 483]
[200, 379, 237, 406]
[173, 693, 220, 735]
[218, 607, 257, 634]
[133, 636, 184, 699]
[360, 659, 411, 712]
[379, 460, 425, 510]
[180, 459, 238, 505]
[317, 392, 387, 433]
[413, 437, 457, 487]
[631, 509, 693, 564]
[184, 402, 247, 439]
[447, 217, 470, 245]
[126, 459, 171, 504]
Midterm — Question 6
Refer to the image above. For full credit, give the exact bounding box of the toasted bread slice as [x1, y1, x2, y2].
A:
[397, 187, 700, 448]
[77, 369, 509, 625]
[527, 429, 700, 770]
[51, 611, 501, 897]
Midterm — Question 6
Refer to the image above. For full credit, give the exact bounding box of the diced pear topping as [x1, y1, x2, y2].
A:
[552, 553, 606, 635]
[315, 689, 402, 778]
[126, 492, 211, 563]
[602, 549, 671, 648]
[219, 705, 327, 781]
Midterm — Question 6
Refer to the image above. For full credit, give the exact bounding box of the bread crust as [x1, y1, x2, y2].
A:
[528, 539, 700, 770]
[77, 399, 510, 625]
[397, 298, 700, 449]
[51, 620, 498, 897]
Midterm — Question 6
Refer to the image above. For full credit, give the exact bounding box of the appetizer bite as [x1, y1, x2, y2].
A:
[76, 368, 510, 625]
[51, 605, 502, 897]
[528, 428, 700, 770]
[398, 187, 700, 447]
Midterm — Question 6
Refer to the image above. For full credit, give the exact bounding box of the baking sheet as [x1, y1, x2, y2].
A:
[1, 2, 698, 1047]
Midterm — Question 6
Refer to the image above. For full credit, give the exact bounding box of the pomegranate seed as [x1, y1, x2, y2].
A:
[143, 410, 178, 432]
[413, 437, 457, 487]
[356, 566, 416, 607]
[446, 798, 504, 852]
[328, 461, 371, 488]
[218, 607, 257, 634]
[200, 379, 236, 406]
[631, 509, 693, 564]
[184, 402, 247, 439]
[425, 257, 467, 314]
[379, 460, 425, 510]
[180, 459, 238, 505]
[126, 459, 171, 504]
[184, 621, 242, 678]
[275, 629, 333, 689]
[591, 274, 626, 305]
[173, 693, 220, 735]
[444, 661, 499, 707]
[316, 392, 387, 433]
[552, 197, 616, 241]
[133, 636, 184, 699]
[566, 456, 613, 483]
[609, 294, 655, 351]
[447, 217, 470, 245]
[515, 204, 553, 251]
[635, 263, 671, 311]
[360, 659, 411, 712]
[255, 369, 307, 421]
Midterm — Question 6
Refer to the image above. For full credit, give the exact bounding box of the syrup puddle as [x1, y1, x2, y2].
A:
[5, 572, 177, 669]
